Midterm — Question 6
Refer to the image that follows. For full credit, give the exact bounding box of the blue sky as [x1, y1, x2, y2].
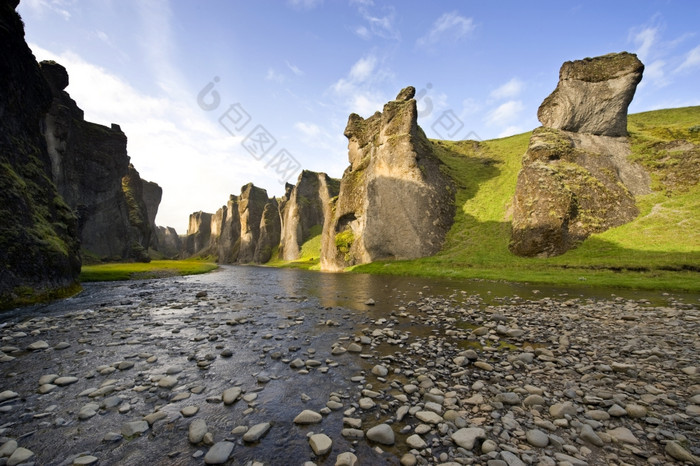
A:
[18, 0, 700, 233]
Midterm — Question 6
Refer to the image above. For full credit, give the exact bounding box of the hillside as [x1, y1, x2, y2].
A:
[334, 106, 700, 291]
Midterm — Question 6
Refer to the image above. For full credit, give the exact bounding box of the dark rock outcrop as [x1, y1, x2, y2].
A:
[121, 164, 153, 262]
[537, 52, 644, 137]
[156, 226, 181, 258]
[0, 2, 81, 307]
[40, 60, 161, 261]
[141, 179, 163, 249]
[510, 52, 650, 257]
[279, 170, 340, 261]
[320, 86, 455, 271]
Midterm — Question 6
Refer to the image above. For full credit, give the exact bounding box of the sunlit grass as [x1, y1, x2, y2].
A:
[80, 260, 218, 282]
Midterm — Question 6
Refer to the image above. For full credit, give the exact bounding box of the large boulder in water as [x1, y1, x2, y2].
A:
[537, 52, 644, 137]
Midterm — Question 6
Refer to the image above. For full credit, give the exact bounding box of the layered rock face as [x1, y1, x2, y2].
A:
[141, 179, 163, 249]
[0, 2, 81, 307]
[183, 211, 212, 257]
[510, 52, 649, 257]
[40, 60, 161, 261]
[279, 170, 340, 261]
[156, 226, 181, 258]
[320, 87, 455, 271]
[237, 183, 274, 263]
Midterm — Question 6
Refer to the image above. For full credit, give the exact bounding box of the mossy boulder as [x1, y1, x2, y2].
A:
[538, 52, 644, 137]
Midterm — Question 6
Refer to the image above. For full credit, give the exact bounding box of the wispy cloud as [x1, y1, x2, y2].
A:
[22, 0, 72, 20]
[330, 53, 391, 117]
[490, 77, 524, 100]
[352, 4, 399, 41]
[265, 68, 285, 83]
[286, 61, 304, 76]
[675, 44, 700, 73]
[417, 11, 474, 48]
[294, 122, 321, 138]
[486, 100, 524, 126]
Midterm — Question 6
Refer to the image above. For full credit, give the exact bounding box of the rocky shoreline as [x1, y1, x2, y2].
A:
[0, 269, 698, 465]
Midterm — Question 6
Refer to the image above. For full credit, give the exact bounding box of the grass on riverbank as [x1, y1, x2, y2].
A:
[353, 107, 700, 292]
[80, 260, 218, 282]
[265, 225, 323, 270]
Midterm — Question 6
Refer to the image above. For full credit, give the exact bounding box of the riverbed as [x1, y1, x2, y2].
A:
[0, 266, 698, 465]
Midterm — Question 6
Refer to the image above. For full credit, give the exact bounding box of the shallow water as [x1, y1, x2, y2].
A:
[0, 266, 697, 465]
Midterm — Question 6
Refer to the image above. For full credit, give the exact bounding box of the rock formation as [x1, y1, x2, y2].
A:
[141, 179, 163, 249]
[254, 199, 281, 263]
[156, 226, 181, 258]
[510, 52, 649, 257]
[0, 2, 81, 307]
[40, 60, 161, 262]
[537, 52, 644, 137]
[320, 86, 455, 271]
[183, 211, 213, 257]
[237, 183, 275, 263]
[279, 170, 340, 261]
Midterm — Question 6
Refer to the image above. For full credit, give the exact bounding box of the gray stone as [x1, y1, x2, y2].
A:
[526, 429, 549, 447]
[452, 427, 485, 450]
[309, 433, 332, 456]
[366, 424, 395, 445]
[294, 409, 322, 424]
[243, 422, 270, 442]
[204, 441, 234, 464]
[189, 418, 208, 444]
[121, 420, 149, 437]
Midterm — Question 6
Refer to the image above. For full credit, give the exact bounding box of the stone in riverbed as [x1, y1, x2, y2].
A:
[7, 447, 34, 466]
[54, 376, 79, 386]
[371, 364, 388, 377]
[73, 455, 99, 465]
[204, 441, 234, 464]
[309, 433, 333, 455]
[121, 420, 149, 437]
[606, 426, 639, 445]
[27, 340, 49, 350]
[157, 376, 178, 389]
[181, 406, 199, 417]
[223, 387, 242, 404]
[0, 440, 18, 457]
[0, 390, 19, 402]
[405, 434, 427, 449]
[526, 429, 549, 447]
[579, 424, 603, 447]
[366, 424, 395, 445]
[415, 410, 442, 424]
[335, 452, 358, 466]
[243, 422, 270, 442]
[189, 419, 208, 444]
[294, 409, 322, 424]
[665, 441, 700, 464]
[549, 401, 577, 419]
[451, 427, 485, 450]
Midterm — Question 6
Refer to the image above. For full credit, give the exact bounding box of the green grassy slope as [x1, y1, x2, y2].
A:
[353, 107, 700, 291]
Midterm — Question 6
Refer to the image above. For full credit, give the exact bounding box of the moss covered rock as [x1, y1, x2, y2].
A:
[538, 52, 644, 137]
[0, 3, 81, 308]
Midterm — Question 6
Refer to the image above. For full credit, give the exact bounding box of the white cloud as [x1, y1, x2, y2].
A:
[631, 26, 658, 63]
[644, 59, 669, 87]
[352, 4, 399, 40]
[349, 55, 377, 82]
[29, 43, 269, 234]
[486, 100, 524, 126]
[490, 77, 524, 100]
[498, 126, 523, 138]
[417, 11, 474, 48]
[330, 54, 389, 117]
[287, 0, 323, 9]
[294, 122, 321, 138]
[675, 44, 700, 73]
[22, 0, 72, 20]
[265, 68, 285, 83]
[286, 61, 304, 76]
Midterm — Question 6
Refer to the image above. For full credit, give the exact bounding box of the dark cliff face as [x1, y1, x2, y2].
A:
[40, 61, 160, 262]
[0, 3, 81, 308]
